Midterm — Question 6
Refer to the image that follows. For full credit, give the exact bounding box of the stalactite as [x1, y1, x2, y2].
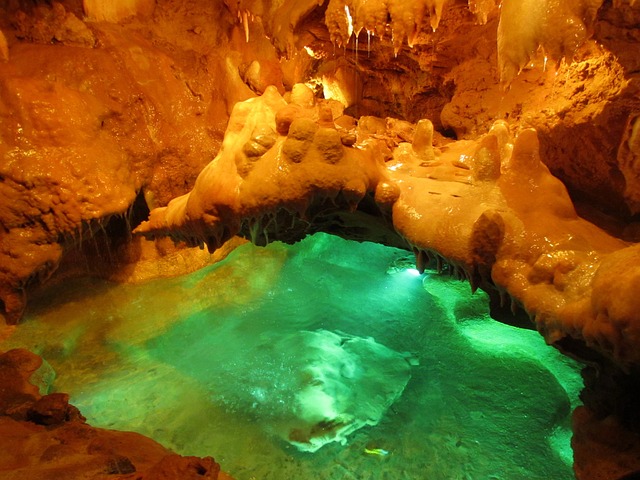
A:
[497, 0, 604, 83]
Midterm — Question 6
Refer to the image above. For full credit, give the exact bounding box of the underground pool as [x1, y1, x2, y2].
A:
[2, 233, 583, 480]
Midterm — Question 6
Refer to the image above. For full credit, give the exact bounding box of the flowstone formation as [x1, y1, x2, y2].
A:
[136, 82, 640, 476]
[136, 84, 635, 372]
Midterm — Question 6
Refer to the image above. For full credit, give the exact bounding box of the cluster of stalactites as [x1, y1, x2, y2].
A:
[223, 0, 606, 84]
[222, 0, 262, 42]
[225, 0, 498, 54]
[236, 8, 256, 42]
[497, 0, 604, 82]
[224, 0, 327, 56]
[322, 0, 604, 82]
[324, 0, 449, 55]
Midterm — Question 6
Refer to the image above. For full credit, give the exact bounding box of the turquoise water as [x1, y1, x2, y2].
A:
[4, 233, 583, 479]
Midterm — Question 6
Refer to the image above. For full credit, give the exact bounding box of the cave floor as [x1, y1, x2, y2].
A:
[1, 233, 583, 480]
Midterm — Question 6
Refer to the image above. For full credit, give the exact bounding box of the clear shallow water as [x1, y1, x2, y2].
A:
[3, 233, 583, 479]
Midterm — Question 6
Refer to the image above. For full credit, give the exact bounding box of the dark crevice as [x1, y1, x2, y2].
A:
[487, 292, 536, 331]
[237, 192, 406, 250]
[439, 127, 458, 140]
[581, 362, 640, 431]
[105, 191, 151, 243]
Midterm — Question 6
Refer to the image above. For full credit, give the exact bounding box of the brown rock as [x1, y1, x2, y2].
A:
[27, 393, 84, 426]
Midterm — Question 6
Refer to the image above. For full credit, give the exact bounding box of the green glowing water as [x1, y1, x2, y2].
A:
[3, 233, 583, 479]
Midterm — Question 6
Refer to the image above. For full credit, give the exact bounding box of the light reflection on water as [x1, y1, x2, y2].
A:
[3, 233, 582, 480]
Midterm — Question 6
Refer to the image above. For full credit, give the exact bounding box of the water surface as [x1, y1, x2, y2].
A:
[3, 233, 582, 480]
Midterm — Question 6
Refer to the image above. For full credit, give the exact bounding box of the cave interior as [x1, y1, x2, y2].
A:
[2, 0, 640, 479]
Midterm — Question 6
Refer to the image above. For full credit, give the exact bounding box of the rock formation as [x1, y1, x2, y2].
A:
[2, 0, 640, 478]
[0, 348, 230, 479]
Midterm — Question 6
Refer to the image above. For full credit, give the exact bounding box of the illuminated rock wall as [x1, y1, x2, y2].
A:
[1, 0, 639, 321]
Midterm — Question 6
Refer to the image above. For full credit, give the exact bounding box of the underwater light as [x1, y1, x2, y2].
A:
[4, 233, 582, 480]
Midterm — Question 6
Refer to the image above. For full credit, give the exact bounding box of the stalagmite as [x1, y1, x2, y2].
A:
[412, 118, 436, 162]
[472, 134, 501, 181]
